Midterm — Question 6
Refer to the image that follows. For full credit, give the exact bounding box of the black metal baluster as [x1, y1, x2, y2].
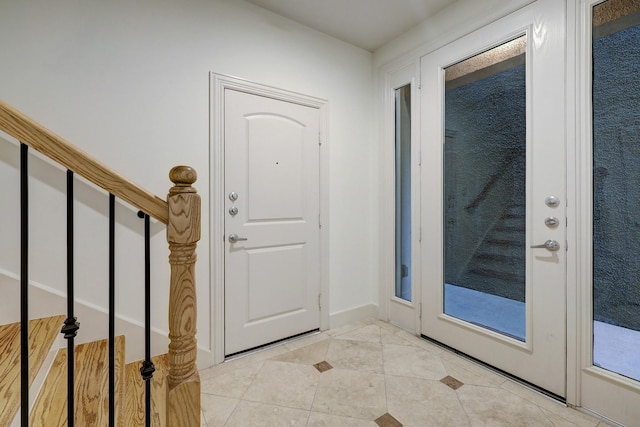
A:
[138, 211, 155, 427]
[109, 194, 115, 427]
[62, 171, 80, 427]
[20, 143, 28, 427]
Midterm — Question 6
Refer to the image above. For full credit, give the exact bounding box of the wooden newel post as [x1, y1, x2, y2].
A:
[167, 166, 201, 426]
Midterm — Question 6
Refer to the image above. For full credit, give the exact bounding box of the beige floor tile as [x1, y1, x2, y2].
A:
[540, 408, 591, 427]
[458, 384, 560, 426]
[284, 331, 331, 352]
[274, 339, 331, 366]
[242, 360, 319, 410]
[383, 343, 448, 380]
[381, 328, 413, 345]
[370, 319, 409, 333]
[439, 352, 506, 388]
[325, 321, 368, 337]
[393, 330, 445, 354]
[200, 394, 239, 426]
[198, 320, 609, 426]
[386, 374, 471, 426]
[200, 363, 261, 399]
[312, 368, 387, 420]
[326, 339, 384, 374]
[333, 324, 382, 343]
[307, 411, 378, 426]
[500, 381, 600, 426]
[200, 344, 288, 380]
[224, 400, 309, 427]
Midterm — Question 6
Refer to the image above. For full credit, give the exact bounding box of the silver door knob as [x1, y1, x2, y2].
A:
[228, 234, 247, 243]
[530, 240, 560, 251]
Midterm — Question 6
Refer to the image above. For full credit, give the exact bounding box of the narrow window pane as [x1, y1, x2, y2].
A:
[395, 85, 412, 301]
[592, 0, 640, 382]
[443, 35, 527, 341]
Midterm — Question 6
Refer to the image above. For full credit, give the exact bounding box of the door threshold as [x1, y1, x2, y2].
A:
[420, 334, 566, 404]
[225, 329, 320, 360]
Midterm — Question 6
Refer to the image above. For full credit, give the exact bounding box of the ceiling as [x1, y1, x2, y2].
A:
[245, 0, 459, 52]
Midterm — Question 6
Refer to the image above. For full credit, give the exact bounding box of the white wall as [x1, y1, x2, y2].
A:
[374, 0, 535, 68]
[0, 0, 375, 366]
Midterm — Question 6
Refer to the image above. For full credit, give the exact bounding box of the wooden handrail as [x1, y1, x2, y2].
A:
[1, 99, 201, 423]
[0, 100, 168, 223]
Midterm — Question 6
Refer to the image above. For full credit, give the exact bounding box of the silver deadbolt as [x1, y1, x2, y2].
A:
[545, 195, 560, 207]
[544, 216, 559, 227]
[228, 234, 247, 243]
[229, 206, 238, 216]
[229, 191, 238, 201]
[530, 240, 560, 251]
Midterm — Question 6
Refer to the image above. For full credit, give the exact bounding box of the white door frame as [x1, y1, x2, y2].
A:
[378, 60, 422, 333]
[568, 1, 640, 424]
[210, 73, 330, 364]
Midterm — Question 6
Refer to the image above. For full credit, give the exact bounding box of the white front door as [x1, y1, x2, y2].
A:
[224, 89, 321, 356]
[420, 0, 566, 397]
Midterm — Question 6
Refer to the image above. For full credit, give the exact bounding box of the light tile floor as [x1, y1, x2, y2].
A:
[198, 319, 607, 426]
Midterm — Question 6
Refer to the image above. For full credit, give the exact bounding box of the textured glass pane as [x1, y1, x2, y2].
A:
[443, 35, 527, 340]
[395, 85, 411, 301]
[592, 0, 640, 382]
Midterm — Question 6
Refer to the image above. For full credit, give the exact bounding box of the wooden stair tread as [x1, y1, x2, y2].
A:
[0, 315, 65, 427]
[125, 354, 169, 427]
[29, 335, 126, 427]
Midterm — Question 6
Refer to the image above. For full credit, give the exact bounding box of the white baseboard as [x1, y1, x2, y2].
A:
[329, 303, 379, 329]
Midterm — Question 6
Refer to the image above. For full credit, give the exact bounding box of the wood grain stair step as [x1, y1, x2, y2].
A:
[29, 335, 126, 427]
[0, 315, 65, 427]
[125, 354, 169, 427]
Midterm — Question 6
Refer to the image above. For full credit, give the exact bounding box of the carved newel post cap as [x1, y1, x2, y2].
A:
[169, 166, 197, 186]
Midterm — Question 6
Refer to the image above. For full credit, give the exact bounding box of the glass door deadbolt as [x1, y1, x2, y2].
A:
[544, 217, 559, 227]
[545, 196, 560, 207]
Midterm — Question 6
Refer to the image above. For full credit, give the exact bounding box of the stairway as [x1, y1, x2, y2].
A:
[457, 202, 526, 302]
[0, 317, 168, 427]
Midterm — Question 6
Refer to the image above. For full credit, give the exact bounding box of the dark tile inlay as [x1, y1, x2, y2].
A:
[314, 360, 333, 373]
[375, 412, 403, 427]
[440, 375, 464, 390]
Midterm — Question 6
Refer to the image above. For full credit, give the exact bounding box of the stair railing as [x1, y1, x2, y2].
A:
[464, 152, 520, 211]
[0, 100, 200, 426]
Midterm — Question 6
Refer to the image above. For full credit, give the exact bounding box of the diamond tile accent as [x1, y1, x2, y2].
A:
[375, 412, 403, 427]
[440, 375, 464, 390]
[314, 360, 333, 373]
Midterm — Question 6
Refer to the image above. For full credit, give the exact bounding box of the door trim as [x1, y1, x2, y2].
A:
[570, 1, 640, 423]
[379, 61, 422, 333]
[210, 73, 330, 364]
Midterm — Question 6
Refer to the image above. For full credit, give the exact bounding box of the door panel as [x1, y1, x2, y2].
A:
[224, 89, 320, 355]
[579, 0, 640, 424]
[421, 0, 566, 397]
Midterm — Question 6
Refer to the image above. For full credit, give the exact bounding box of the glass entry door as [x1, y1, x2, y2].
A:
[421, 0, 566, 397]
[579, 0, 640, 424]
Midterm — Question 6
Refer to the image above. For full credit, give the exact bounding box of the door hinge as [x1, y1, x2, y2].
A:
[318, 294, 322, 309]
[319, 214, 322, 229]
[419, 302, 422, 319]
[318, 131, 322, 146]
[418, 227, 422, 243]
